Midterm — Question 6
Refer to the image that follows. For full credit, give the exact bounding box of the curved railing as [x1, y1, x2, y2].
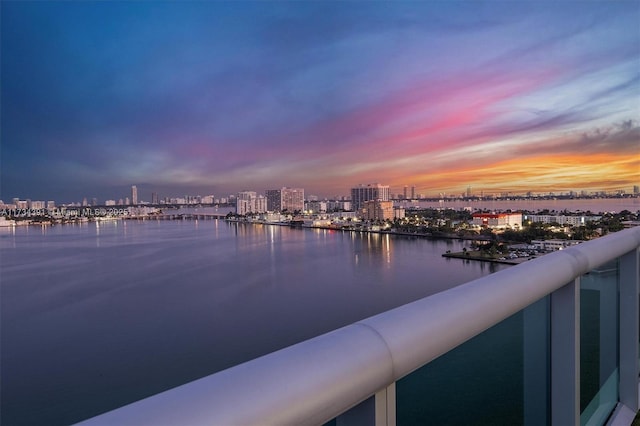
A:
[78, 227, 640, 425]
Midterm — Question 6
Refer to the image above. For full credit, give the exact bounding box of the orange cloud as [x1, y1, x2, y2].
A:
[406, 152, 640, 195]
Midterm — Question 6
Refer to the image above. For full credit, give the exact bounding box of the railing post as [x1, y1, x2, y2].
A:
[551, 278, 580, 426]
[336, 384, 395, 426]
[375, 383, 396, 426]
[619, 248, 639, 412]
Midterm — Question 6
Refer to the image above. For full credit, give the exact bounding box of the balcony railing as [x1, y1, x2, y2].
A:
[78, 227, 640, 426]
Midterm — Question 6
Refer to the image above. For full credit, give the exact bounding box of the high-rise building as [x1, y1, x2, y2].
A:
[265, 189, 282, 211]
[351, 183, 390, 212]
[131, 185, 138, 205]
[363, 200, 394, 221]
[403, 186, 408, 199]
[282, 188, 304, 212]
[236, 191, 267, 215]
[410, 186, 415, 199]
[265, 188, 305, 212]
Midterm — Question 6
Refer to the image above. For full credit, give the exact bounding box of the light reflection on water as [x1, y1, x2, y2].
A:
[1, 220, 505, 425]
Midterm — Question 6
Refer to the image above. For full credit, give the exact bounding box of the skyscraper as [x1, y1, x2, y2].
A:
[350, 183, 390, 212]
[265, 188, 305, 212]
[265, 189, 282, 211]
[281, 188, 304, 212]
[131, 185, 138, 205]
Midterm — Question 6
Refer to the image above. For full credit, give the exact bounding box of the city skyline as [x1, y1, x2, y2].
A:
[4, 182, 638, 210]
[2, 2, 639, 202]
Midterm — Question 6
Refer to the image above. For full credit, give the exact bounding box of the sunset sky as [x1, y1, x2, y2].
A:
[2, 1, 639, 202]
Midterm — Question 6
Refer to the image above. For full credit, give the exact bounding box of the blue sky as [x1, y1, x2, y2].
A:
[2, 1, 638, 203]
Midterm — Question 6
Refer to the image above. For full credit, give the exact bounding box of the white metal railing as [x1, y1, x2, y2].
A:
[78, 227, 640, 426]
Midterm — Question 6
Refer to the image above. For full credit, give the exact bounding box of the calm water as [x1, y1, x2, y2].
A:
[0, 220, 506, 425]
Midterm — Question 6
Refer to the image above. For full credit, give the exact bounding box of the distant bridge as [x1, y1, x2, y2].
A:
[127, 213, 228, 220]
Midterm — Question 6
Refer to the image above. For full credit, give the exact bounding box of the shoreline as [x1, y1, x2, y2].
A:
[226, 218, 493, 242]
[443, 252, 518, 265]
[442, 251, 539, 265]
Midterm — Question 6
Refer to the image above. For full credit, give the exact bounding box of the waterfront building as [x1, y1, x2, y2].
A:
[306, 201, 327, 214]
[257, 212, 287, 223]
[47, 201, 55, 209]
[525, 214, 602, 226]
[265, 188, 304, 212]
[351, 183, 390, 212]
[282, 188, 304, 212]
[363, 200, 394, 221]
[236, 191, 267, 215]
[326, 200, 351, 212]
[256, 196, 267, 213]
[30, 200, 46, 210]
[105, 200, 116, 206]
[330, 211, 358, 220]
[131, 185, 138, 205]
[0, 201, 16, 209]
[472, 212, 522, 229]
[531, 239, 583, 251]
[151, 192, 159, 205]
[265, 190, 281, 211]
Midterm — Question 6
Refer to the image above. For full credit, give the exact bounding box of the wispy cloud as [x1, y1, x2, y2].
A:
[1, 1, 638, 201]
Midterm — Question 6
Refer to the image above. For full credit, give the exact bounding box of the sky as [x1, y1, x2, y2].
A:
[1, 1, 639, 203]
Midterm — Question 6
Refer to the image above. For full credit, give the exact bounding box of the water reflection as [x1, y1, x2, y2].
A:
[1, 220, 507, 425]
[351, 232, 393, 272]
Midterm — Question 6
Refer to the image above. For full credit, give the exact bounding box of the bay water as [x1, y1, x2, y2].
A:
[1, 220, 506, 425]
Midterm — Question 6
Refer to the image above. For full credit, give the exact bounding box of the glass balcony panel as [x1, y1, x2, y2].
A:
[396, 297, 550, 426]
[580, 260, 619, 426]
